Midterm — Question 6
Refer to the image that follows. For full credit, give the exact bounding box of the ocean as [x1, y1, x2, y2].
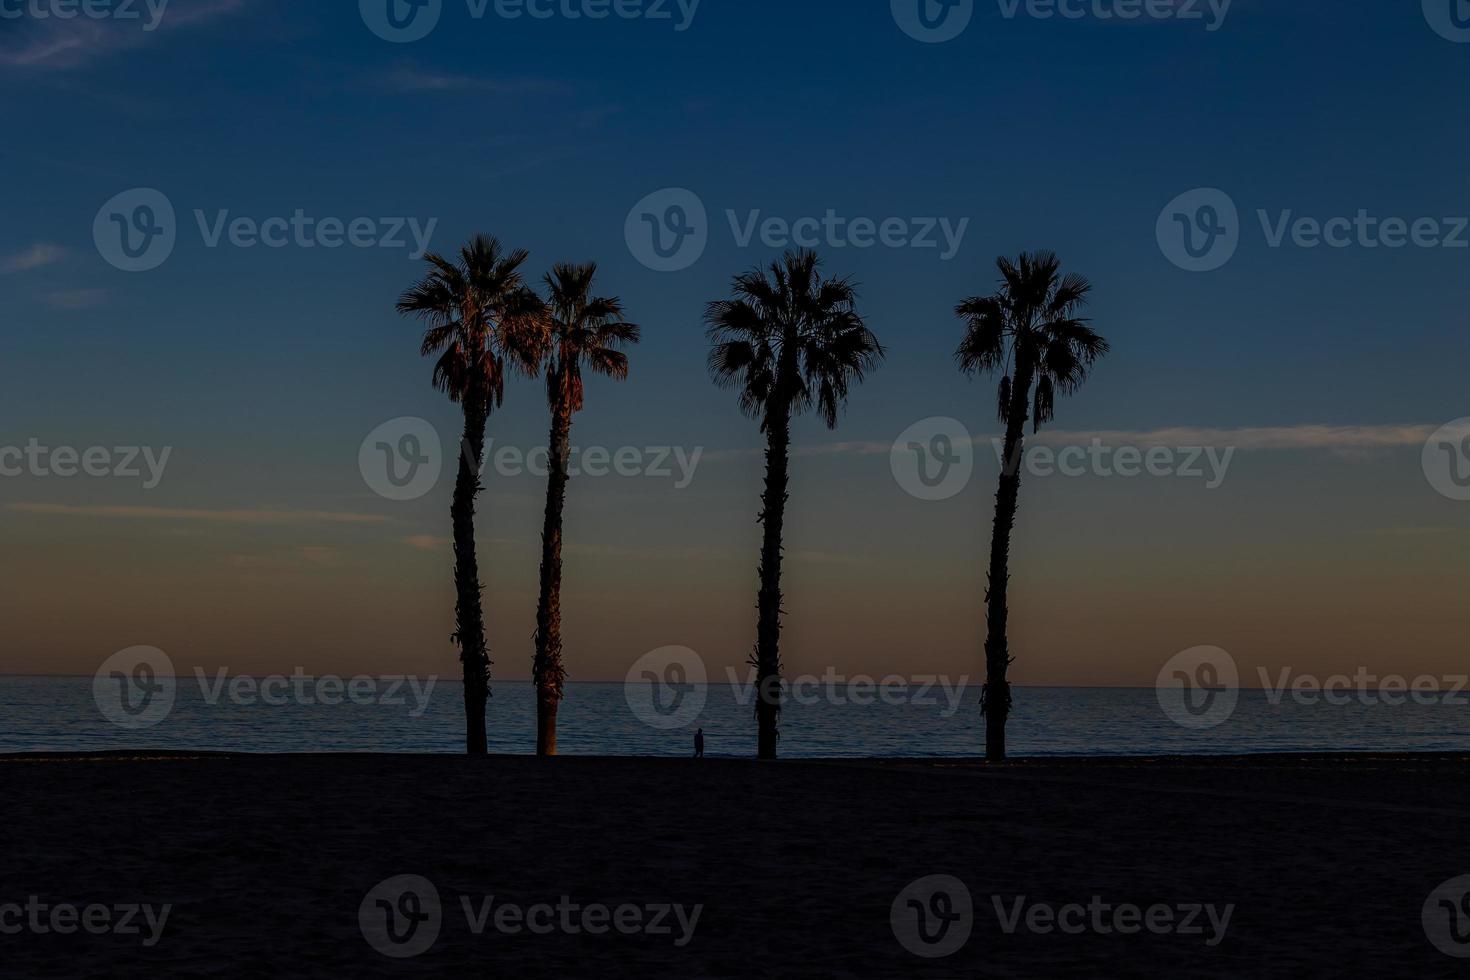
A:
[3, 676, 1468, 756]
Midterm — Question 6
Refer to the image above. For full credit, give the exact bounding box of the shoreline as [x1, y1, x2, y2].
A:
[3, 752, 1466, 976]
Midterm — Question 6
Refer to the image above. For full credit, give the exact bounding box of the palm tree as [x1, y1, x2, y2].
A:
[532, 262, 640, 756]
[397, 234, 547, 755]
[955, 251, 1109, 762]
[706, 250, 885, 760]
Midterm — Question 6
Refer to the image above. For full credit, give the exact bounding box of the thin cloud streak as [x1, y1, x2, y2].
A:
[0, 0, 249, 70]
[703, 423, 1440, 462]
[1, 243, 67, 273]
[7, 503, 389, 525]
[376, 63, 566, 95]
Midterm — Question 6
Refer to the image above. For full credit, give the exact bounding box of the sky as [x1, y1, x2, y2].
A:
[1, 0, 1468, 687]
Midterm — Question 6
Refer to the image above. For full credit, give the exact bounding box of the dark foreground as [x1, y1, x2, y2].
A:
[3, 752, 1468, 977]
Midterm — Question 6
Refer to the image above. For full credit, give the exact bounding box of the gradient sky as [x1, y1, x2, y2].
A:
[2, 0, 1468, 687]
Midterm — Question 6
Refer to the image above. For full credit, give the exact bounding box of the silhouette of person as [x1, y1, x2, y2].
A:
[694, 728, 705, 759]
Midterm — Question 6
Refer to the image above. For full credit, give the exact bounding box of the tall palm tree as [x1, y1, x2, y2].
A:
[955, 251, 1109, 762]
[706, 250, 885, 760]
[532, 262, 640, 757]
[397, 234, 547, 755]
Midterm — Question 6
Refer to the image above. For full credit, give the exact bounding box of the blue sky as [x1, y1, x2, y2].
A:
[2, 0, 1469, 684]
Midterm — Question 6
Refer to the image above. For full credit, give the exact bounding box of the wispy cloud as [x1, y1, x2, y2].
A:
[0, 0, 249, 71]
[1, 243, 67, 273]
[43, 288, 107, 310]
[403, 534, 451, 551]
[1024, 424, 1436, 451]
[227, 546, 343, 570]
[704, 423, 1440, 463]
[7, 503, 388, 525]
[376, 62, 565, 95]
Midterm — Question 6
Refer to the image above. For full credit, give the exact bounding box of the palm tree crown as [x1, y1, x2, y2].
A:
[397, 234, 548, 408]
[542, 262, 640, 411]
[955, 250, 1108, 430]
[706, 250, 884, 429]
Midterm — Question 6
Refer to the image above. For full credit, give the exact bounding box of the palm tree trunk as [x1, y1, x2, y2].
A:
[753, 398, 792, 761]
[453, 394, 491, 756]
[533, 397, 572, 757]
[983, 364, 1033, 762]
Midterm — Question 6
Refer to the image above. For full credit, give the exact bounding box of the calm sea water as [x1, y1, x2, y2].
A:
[3, 677, 1469, 756]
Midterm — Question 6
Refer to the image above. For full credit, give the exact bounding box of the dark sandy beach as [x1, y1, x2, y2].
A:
[3, 753, 1468, 978]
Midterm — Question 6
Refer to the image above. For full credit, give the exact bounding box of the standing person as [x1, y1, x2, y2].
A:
[694, 728, 705, 759]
